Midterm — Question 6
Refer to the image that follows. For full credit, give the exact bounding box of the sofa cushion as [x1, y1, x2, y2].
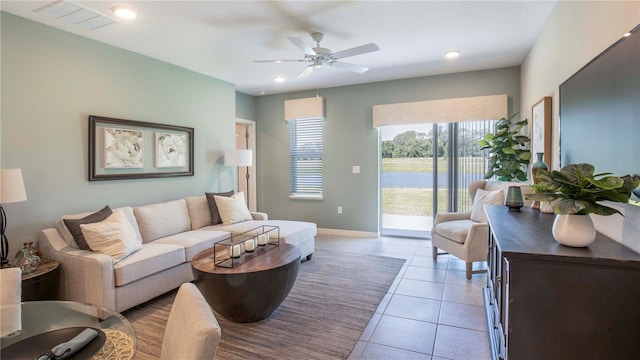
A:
[205, 190, 234, 225]
[134, 199, 191, 243]
[113, 243, 185, 286]
[153, 230, 229, 261]
[205, 220, 316, 248]
[185, 196, 212, 230]
[434, 220, 475, 244]
[80, 209, 143, 263]
[470, 189, 504, 223]
[63, 205, 113, 250]
[215, 192, 253, 225]
[57, 206, 142, 249]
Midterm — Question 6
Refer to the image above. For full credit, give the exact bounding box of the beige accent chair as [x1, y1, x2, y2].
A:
[432, 180, 532, 279]
[161, 283, 221, 360]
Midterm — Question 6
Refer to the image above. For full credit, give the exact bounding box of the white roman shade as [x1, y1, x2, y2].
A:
[284, 96, 324, 121]
[372, 94, 508, 127]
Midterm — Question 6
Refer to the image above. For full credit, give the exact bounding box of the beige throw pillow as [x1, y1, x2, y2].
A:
[80, 209, 143, 263]
[214, 192, 253, 226]
[470, 189, 505, 223]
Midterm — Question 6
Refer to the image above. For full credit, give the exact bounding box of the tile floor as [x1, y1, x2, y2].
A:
[315, 234, 491, 360]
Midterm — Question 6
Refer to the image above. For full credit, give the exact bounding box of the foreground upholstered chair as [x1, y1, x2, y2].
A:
[1, 267, 23, 337]
[0, 267, 22, 305]
[432, 180, 532, 279]
[160, 283, 221, 360]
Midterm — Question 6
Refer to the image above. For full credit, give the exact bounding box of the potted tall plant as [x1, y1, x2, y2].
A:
[527, 163, 640, 247]
[478, 113, 531, 181]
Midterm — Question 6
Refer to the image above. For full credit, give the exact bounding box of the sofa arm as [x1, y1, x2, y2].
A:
[251, 212, 268, 220]
[434, 212, 472, 226]
[38, 228, 117, 310]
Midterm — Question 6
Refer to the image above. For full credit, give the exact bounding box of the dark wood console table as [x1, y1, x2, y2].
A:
[483, 206, 640, 360]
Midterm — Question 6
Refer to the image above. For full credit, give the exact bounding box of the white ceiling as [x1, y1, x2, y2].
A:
[1, 0, 557, 96]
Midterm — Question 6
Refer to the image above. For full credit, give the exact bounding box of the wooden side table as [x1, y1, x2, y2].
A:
[21, 260, 60, 301]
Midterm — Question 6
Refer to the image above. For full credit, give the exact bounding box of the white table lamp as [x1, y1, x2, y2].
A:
[224, 150, 253, 207]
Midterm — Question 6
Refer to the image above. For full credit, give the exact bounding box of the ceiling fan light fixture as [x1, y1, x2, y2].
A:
[111, 6, 137, 20]
[273, 76, 286, 83]
[444, 50, 461, 59]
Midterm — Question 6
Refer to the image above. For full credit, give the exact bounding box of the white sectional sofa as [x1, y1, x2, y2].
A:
[38, 195, 316, 312]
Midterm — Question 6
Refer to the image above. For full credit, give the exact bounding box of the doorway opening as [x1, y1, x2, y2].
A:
[234, 119, 256, 212]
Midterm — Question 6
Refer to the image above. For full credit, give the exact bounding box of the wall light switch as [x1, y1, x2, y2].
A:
[352, 166, 360, 174]
[337, 206, 343, 214]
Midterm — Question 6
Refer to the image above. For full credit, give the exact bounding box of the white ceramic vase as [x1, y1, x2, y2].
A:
[552, 214, 596, 247]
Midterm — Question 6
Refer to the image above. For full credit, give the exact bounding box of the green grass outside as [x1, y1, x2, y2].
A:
[382, 157, 483, 216]
[383, 188, 472, 216]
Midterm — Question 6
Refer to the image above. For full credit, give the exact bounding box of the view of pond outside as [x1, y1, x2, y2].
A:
[381, 121, 493, 238]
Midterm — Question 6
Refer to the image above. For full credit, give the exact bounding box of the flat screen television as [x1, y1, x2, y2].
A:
[559, 24, 640, 201]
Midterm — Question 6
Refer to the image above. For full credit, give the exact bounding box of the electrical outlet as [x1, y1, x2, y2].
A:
[337, 206, 343, 214]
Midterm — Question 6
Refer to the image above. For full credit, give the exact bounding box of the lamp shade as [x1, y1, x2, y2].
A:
[224, 149, 253, 167]
[0, 169, 27, 204]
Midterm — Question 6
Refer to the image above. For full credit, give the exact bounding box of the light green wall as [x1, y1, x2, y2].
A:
[1, 12, 237, 251]
[255, 67, 520, 233]
[235, 91, 256, 121]
[521, 1, 639, 170]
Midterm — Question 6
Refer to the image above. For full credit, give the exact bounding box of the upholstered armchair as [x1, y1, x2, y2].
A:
[432, 180, 532, 279]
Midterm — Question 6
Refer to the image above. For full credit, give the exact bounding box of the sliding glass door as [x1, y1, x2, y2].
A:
[380, 120, 495, 238]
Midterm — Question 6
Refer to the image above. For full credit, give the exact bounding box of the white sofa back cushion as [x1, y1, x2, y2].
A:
[55, 207, 142, 248]
[134, 199, 191, 243]
[184, 196, 212, 230]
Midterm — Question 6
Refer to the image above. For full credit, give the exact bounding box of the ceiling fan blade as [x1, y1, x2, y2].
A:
[287, 37, 316, 56]
[328, 61, 369, 74]
[331, 43, 379, 59]
[298, 64, 315, 78]
[253, 59, 306, 63]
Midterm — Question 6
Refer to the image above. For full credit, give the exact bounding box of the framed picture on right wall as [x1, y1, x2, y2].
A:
[531, 96, 552, 165]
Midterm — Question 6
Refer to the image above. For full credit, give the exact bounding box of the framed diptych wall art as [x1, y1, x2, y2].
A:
[531, 96, 552, 165]
[89, 115, 194, 181]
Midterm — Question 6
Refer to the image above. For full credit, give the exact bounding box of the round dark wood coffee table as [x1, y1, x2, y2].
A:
[191, 243, 301, 323]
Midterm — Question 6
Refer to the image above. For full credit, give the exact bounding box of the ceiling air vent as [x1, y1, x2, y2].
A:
[34, 0, 116, 31]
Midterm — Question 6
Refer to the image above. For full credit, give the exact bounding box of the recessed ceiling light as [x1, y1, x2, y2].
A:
[444, 50, 461, 59]
[273, 76, 286, 83]
[111, 6, 137, 20]
[623, 32, 632, 37]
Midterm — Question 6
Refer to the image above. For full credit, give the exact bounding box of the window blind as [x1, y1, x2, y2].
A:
[290, 117, 323, 197]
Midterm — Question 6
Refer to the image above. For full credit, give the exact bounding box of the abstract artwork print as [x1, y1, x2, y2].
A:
[155, 133, 186, 168]
[104, 127, 144, 168]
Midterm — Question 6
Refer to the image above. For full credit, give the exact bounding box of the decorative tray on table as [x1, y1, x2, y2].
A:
[212, 225, 280, 268]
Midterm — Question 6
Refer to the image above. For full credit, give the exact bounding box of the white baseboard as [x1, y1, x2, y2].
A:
[317, 228, 379, 238]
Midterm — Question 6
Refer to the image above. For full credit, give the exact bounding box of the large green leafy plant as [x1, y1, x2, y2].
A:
[527, 163, 640, 215]
[478, 113, 531, 181]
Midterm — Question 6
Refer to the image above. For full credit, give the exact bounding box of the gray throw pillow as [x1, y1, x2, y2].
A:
[205, 191, 234, 225]
[63, 205, 113, 250]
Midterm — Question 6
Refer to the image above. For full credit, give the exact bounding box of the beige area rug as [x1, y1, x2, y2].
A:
[124, 250, 405, 360]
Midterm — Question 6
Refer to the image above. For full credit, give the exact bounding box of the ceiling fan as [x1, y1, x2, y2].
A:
[254, 32, 380, 78]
